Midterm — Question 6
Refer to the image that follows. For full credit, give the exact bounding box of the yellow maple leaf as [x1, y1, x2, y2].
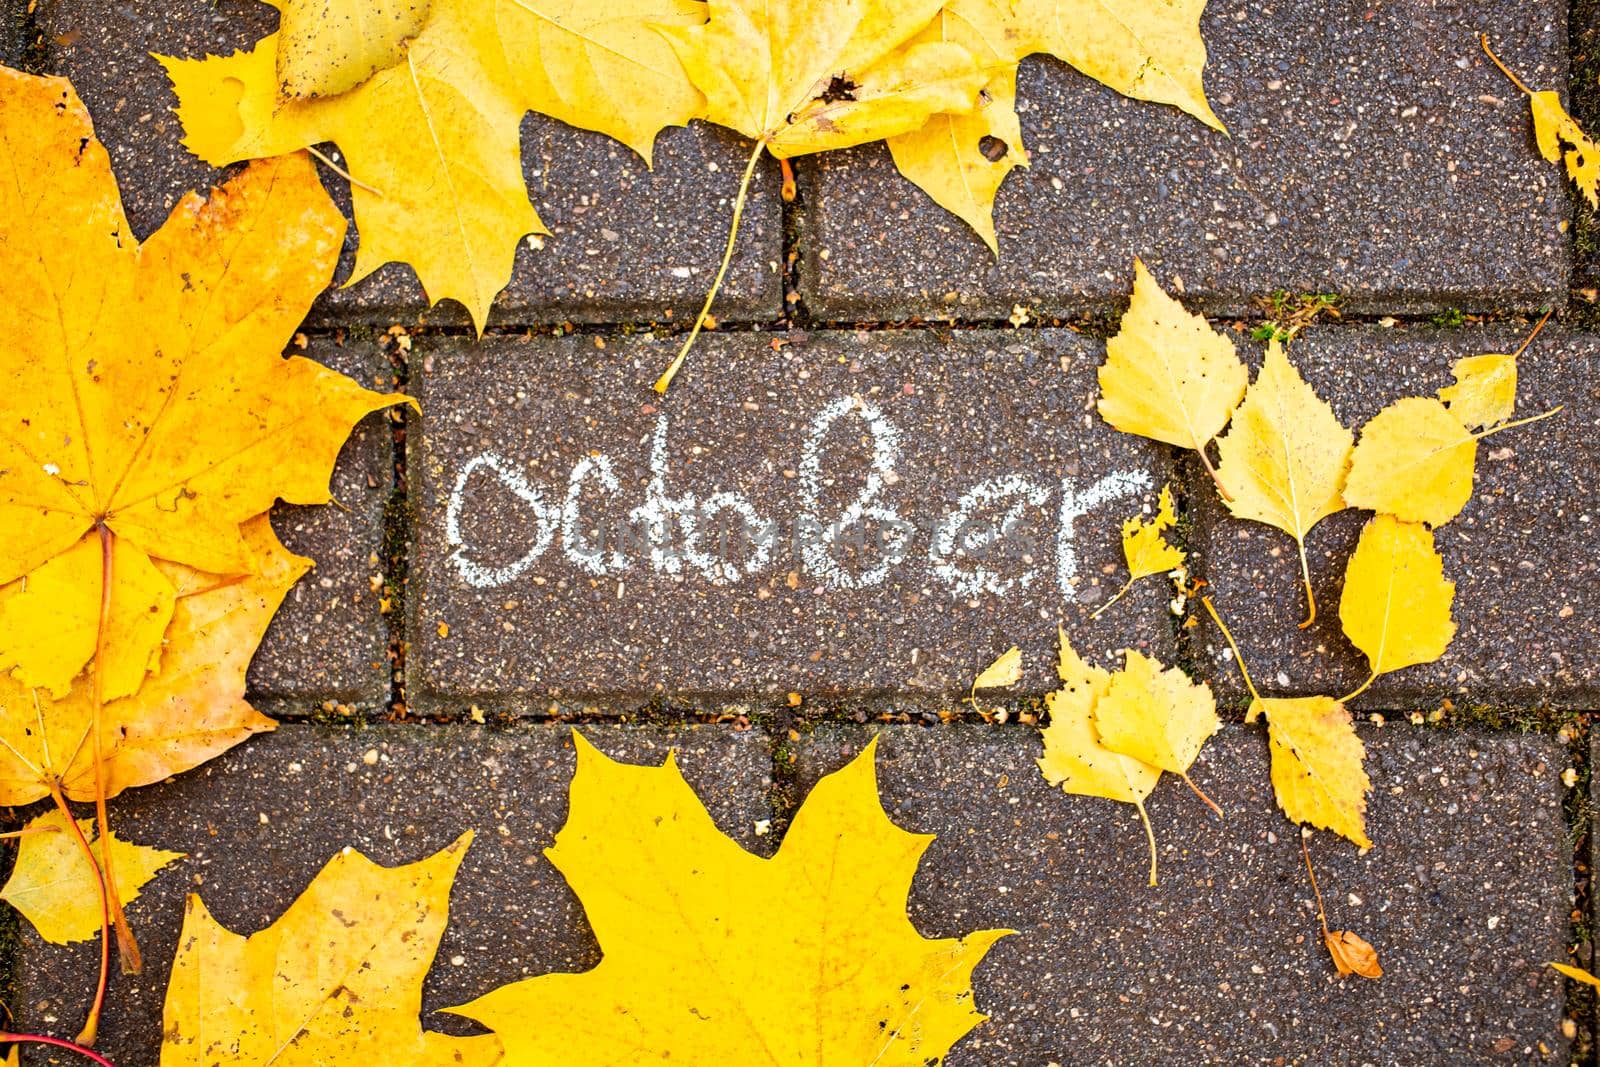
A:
[1214, 339, 1352, 627]
[162, 833, 502, 1067]
[449, 732, 1012, 1064]
[1483, 35, 1598, 208]
[161, 0, 707, 330]
[1093, 484, 1185, 620]
[1014, 0, 1224, 132]
[885, 0, 1030, 254]
[0, 68, 406, 701]
[1437, 309, 1550, 431]
[275, 0, 432, 99]
[0, 518, 301, 808]
[1338, 515, 1456, 695]
[1, 810, 182, 945]
[1092, 648, 1220, 812]
[1097, 259, 1248, 485]
[1037, 628, 1164, 883]
[1246, 696, 1371, 848]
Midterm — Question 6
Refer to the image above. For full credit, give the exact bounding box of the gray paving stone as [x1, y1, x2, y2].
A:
[0, 0, 24, 68]
[37, 0, 783, 328]
[247, 340, 394, 711]
[798, 1, 1569, 322]
[1192, 326, 1599, 710]
[794, 723, 1572, 1065]
[12, 722, 773, 1067]
[410, 329, 1179, 709]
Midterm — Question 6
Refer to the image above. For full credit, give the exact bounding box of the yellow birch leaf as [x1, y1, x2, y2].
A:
[1246, 696, 1370, 848]
[0, 518, 303, 807]
[886, 0, 1030, 252]
[1036, 628, 1163, 883]
[161, 0, 707, 330]
[1014, 0, 1224, 131]
[972, 645, 1023, 691]
[1439, 353, 1517, 431]
[0, 68, 407, 697]
[1, 810, 182, 944]
[1338, 514, 1456, 680]
[1097, 258, 1248, 453]
[161, 833, 501, 1067]
[275, 0, 432, 100]
[1341, 396, 1477, 526]
[448, 733, 1011, 1064]
[1121, 484, 1185, 580]
[1481, 36, 1599, 208]
[1214, 338, 1352, 625]
[1326, 928, 1382, 979]
[1092, 649, 1219, 778]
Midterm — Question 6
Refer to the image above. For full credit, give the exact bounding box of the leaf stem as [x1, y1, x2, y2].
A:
[305, 145, 384, 198]
[1200, 596, 1262, 705]
[1180, 772, 1224, 818]
[1474, 405, 1563, 440]
[1338, 671, 1376, 704]
[91, 522, 140, 975]
[1300, 830, 1331, 940]
[654, 136, 767, 394]
[0, 824, 62, 839]
[1479, 34, 1534, 97]
[778, 157, 796, 202]
[1295, 537, 1316, 630]
[1196, 442, 1233, 503]
[1134, 797, 1158, 887]
[1512, 307, 1554, 358]
[44, 784, 108, 1048]
[0, 1031, 120, 1067]
[1089, 577, 1135, 620]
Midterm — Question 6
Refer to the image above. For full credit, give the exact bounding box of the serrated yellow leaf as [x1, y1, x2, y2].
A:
[1036, 629, 1163, 883]
[0, 69, 406, 696]
[1342, 396, 1477, 526]
[1439, 353, 1517, 431]
[886, 0, 1029, 252]
[161, 0, 707, 329]
[275, 0, 431, 99]
[0, 518, 302, 807]
[1014, 0, 1224, 131]
[1097, 259, 1248, 453]
[1248, 695, 1370, 848]
[661, 0, 987, 158]
[449, 733, 1010, 1064]
[1121, 484, 1185, 580]
[1, 810, 182, 945]
[973, 645, 1023, 690]
[1214, 338, 1352, 626]
[1338, 514, 1456, 681]
[1092, 649, 1219, 777]
[1529, 90, 1600, 209]
[162, 833, 501, 1067]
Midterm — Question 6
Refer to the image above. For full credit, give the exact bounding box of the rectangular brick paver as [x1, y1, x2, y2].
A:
[245, 339, 395, 713]
[11, 723, 773, 1067]
[798, 1, 1569, 321]
[1192, 326, 1600, 710]
[794, 723, 1573, 1065]
[409, 329, 1179, 710]
[37, 0, 783, 328]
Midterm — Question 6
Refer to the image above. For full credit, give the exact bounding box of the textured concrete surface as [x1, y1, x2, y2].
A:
[11, 723, 773, 1067]
[799, 1, 1570, 322]
[0, 0, 23, 68]
[247, 340, 395, 711]
[1192, 326, 1600, 710]
[794, 724, 1573, 1065]
[410, 330, 1178, 709]
[37, 0, 783, 327]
